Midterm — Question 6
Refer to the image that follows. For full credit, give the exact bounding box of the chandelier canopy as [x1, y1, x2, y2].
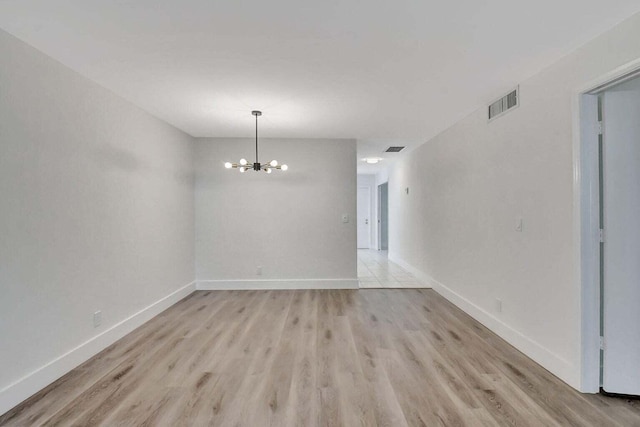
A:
[224, 110, 288, 173]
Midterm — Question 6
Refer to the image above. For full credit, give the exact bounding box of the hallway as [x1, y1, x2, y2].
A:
[358, 249, 425, 288]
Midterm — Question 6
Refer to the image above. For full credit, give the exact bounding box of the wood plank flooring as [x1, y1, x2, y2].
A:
[2, 289, 640, 426]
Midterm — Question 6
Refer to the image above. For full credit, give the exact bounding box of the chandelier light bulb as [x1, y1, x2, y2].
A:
[224, 162, 233, 169]
[239, 158, 248, 166]
[266, 168, 272, 174]
[239, 167, 246, 173]
[281, 164, 288, 171]
[270, 160, 278, 167]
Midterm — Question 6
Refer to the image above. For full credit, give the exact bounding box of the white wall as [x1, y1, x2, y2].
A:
[357, 174, 377, 249]
[195, 138, 357, 289]
[0, 29, 195, 413]
[375, 168, 389, 188]
[387, 12, 640, 390]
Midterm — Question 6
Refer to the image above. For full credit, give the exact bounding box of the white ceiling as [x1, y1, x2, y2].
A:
[1, 0, 639, 173]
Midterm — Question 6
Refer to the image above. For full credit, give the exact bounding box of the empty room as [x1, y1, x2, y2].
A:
[2, 1, 640, 425]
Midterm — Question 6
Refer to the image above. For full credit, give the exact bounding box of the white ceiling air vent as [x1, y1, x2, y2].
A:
[488, 86, 519, 122]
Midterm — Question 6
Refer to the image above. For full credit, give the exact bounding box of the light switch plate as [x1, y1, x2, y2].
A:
[93, 310, 102, 327]
[515, 217, 523, 232]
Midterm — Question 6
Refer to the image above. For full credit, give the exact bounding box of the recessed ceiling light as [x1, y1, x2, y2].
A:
[363, 157, 383, 164]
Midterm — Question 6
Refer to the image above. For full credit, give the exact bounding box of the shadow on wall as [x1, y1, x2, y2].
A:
[91, 145, 144, 172]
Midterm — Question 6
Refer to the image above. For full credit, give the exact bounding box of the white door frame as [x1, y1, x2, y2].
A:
[574, 57, 640, 393]
[377, 181, 389, 251]
[377, 184, 382, 250]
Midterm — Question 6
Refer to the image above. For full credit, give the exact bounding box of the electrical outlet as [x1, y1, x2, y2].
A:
[256, 266, 263, 276]
[93, 310, 102, 327]
[495, 299, 502, 313]
[342, 214, 349, 223]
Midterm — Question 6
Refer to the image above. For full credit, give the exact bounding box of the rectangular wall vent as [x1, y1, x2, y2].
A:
[385, 146, 405, 152]
[488, 86, 519, 122]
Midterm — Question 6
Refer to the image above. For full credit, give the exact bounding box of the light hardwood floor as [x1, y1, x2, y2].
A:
[2, 289, 639, 426]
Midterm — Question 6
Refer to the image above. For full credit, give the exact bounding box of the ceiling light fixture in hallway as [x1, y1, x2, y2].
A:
[362, 157, 383, 164]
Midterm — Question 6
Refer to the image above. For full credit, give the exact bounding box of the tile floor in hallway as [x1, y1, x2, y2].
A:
[358, 249, 426, 288]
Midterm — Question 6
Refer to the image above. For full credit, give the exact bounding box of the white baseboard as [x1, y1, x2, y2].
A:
[387, 253, 432, 288]
[386, 254, 580, 390]
[197, 278, 359, 290]
[0, 281, 196, 416]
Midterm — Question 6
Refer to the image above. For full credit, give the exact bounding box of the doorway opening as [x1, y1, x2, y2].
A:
[578, 63, 640, 395]
[356, 174, 423, 288]
[378, 182, 388, 251]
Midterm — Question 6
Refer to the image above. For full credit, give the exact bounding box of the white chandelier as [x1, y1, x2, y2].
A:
[224, 110, 288, 173]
